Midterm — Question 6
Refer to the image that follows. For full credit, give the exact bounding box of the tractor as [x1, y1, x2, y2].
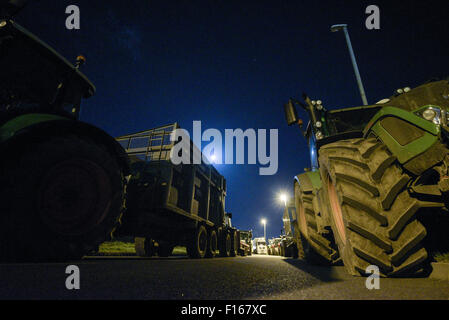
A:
[0, 1, 130, 262]
[284, 79, 449, 276]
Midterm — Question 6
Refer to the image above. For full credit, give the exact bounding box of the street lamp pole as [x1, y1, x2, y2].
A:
[264, 221, 266, 241]
[331, 24, 368, 106]
[261, 219, 267, 242]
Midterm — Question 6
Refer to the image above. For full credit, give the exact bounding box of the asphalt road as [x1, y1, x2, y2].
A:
[0, 255, 448, 300]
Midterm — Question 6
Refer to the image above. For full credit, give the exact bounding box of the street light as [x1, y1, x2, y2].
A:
[279, 193, 288, 207]
[331, 24, 368, 106]
[261, 218, 267, 241]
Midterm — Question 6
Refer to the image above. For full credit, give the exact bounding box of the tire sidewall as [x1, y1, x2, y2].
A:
[225, 232, 231, 257]
[2, 136, 125, 261]
[319, 163, 357, 274]
[195, 225, 208, 258]
[206, 229, 218, 258]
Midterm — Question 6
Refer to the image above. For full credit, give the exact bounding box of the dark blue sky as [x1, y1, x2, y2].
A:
[16, 0, 449, 239]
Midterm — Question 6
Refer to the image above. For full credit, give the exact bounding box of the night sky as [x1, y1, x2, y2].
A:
[15, 0, 449, 239]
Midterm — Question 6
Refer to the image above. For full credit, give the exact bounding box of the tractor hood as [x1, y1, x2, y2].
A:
[385, 80, 449, 112]
[0, 19, 95, 107]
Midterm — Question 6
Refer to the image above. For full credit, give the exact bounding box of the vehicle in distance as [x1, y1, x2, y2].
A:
[268, 237, 282, 255]
[239, 230, 253, 256]
[253, 237, 268, 255]
[280, 199, 299, 258]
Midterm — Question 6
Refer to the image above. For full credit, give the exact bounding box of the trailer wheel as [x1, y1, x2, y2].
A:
[319, 138, 429, 276]
[220, 232, 232, 257]
[230, 231, 238, 257]
[187, 225, 208, 259]
[0, 135, 126, 262]
[157, 241, 174, 257]
[135, 237, 155, 257]
[206, 229, 218, 258]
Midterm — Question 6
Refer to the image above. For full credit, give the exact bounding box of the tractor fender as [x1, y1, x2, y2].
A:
[294, 170, 322, 194]
[0, 113, 130, 175]
[362, 106, 443, 173]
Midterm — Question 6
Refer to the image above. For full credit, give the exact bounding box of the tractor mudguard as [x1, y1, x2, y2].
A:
[363, 106, 441, 167]
[294, 170, 322, 194]
[0, 113, 130, 175]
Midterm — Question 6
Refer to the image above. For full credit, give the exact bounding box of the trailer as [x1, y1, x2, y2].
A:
[115, 123, 239, 258]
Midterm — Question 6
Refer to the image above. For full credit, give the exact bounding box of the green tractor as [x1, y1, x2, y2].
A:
[0, 1, 130, 262]
[284, 79, 449, 276]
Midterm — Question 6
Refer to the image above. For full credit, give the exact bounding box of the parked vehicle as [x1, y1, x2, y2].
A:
[0, 1, 129, 262]
[115, 123, 239, 258]
[284, 80, 449, 276]
[253, 237, 268, 255]
[280, 200, 299, 258]
[239, 230, 253, 256]
[267, 238, 281, 255]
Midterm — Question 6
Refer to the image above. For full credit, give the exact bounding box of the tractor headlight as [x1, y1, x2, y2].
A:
[422, 108, 437, 121]
[416, 107, 441, 125]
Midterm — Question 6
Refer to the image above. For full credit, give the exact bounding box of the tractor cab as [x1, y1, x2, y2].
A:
[0, 19, 95, 121]
[285, 95, 381, 153]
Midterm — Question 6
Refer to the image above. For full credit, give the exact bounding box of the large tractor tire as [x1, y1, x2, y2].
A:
[219, 231, 232, 257]
[135, 237, 156, 257]
[0, 135, 126, 262]
[205, 229, 218, 258]
[187, 225, 208, 259]
[319, 138, 428, 277]
[294, 182, 340, 265]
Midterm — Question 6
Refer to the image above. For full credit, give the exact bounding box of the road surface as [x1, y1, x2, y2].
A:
[0, 255, 448, 299]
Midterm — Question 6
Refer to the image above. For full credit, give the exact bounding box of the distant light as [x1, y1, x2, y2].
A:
[279, 194, 287, 204]
[210, 154, 217, 162]
[261, 218, 267, 225]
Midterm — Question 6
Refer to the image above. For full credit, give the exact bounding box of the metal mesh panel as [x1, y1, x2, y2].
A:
[116, 123, 178, 162]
